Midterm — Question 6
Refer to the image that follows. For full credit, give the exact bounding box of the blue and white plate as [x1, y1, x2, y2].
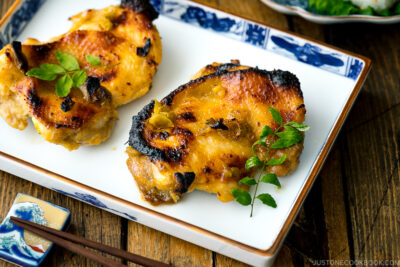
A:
[0, 0, 371, 266]
[262, 0, 400, 24]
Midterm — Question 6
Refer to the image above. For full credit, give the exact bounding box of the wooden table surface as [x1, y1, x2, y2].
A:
[1, 0, 399, 266]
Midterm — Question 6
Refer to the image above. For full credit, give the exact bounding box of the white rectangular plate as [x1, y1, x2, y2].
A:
[0, 0, 371, 266]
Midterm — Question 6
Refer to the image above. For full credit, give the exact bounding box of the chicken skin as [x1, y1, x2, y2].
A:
[0, 0, 162, 150]
[126, 62, 306, 205]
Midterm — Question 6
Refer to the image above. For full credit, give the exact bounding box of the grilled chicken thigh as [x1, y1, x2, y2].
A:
[0, 0, 161, 150]
[127, 62, 306, 205]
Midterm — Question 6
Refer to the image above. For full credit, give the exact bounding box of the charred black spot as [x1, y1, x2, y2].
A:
[55, 124, 71, 129]
[208, 118, 228, 130]
[31, 43, 55, 60]
[174, 172, 195, 194]
[172, 127, 193, 138]
[128, 101, 168, 161]
[71, 116, 79, 121]
[177, 112, 196, 122]
[121, 0, 159, 21]
[215, 63, 240, 74]
[166, 148, 181, 162]
[11, 41, 28, 72]
[86, 77, 112, 104]
[203, 167, 212, 174]
[296, 104, 305, 110]
[156, 131, 169, 140]
[136, 38, 151, 57]
[27, 89, 42, 108]
[269, 69, 301, 92]
[60, 96, 75, 112]
[112, 11, 127, 27]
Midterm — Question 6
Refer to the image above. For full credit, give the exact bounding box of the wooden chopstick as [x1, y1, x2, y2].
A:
[10, 216, 170, 267]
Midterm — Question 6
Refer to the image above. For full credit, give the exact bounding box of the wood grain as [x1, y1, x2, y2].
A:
[1, 0, 400, 266]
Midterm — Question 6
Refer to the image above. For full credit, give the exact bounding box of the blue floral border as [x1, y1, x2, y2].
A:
[149, 0, 363, 80]
[52, 189, 137, 221]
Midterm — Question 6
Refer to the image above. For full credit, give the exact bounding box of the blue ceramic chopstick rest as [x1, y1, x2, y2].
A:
[0, 193, 70, 266]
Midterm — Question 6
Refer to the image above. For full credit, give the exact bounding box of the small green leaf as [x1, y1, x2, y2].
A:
[239, 177, 257, 186]
[246, 156, 262, 171]
[56, 74, 73, 97]
[252, 140, 267, 154]
[256, 193, 277, 208]
[259, 125, 274, 141]
[268, 107, 282, 125]
[86, 54, 101, 66]
[72, 70, 87, 88]
[55, 50, 79, 71]
[266, 155, 287, 166]
[231, 189, 252, 206]
[271, 127, 303, 149]
[261, 173, 281, 188]
[40, 63, 65, 75]
[285, 121, 310, 131]
[26, 67, 58, 81]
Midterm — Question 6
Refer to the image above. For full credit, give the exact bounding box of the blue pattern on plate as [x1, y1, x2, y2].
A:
[0, 0, 44, 49]
[53, 189, 137, 221]
[346, 58, 364, 79]
[244, 24, 268, 47]
[270, 35, 344, 67]
[181, 7, 236, 32]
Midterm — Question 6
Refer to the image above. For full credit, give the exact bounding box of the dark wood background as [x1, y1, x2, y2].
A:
[1, 0, 399, 266]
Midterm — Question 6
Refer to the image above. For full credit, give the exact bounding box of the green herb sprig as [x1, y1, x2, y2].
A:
[26, 51, 102, 97]
[231, 107, 310, 217]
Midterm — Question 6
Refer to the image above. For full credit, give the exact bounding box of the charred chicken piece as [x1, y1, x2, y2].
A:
[126, 62, 306, 205]
[0, 0, 161, 150]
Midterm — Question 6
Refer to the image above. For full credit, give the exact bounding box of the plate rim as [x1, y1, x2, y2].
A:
[0, 0, 372, 258]
[261, 0, 400, 24]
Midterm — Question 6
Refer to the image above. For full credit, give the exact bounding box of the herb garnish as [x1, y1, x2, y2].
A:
[231, 107, 309, 217]
[26, 51, 102, 97]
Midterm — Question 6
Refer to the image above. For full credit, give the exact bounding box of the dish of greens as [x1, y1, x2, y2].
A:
[309, 0, 400, 16]
[262, 0, 400, 24]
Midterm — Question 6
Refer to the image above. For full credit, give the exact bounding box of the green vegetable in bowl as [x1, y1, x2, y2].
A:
[308, 0, 400, 16]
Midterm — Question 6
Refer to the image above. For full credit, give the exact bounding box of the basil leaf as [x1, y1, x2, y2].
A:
[40, 63, 65, 75]
[256, 193, 277, 208]
[231, 189, 252, 206]
[271, 127, 303, 148]
[56, 74, 73, 97]
[266, 155, 287, 166]
[246, 156, 262, 171]
[261, 173, 281, 188]
[86, 54, 101, 66]
[55, 50, 79, 71]
[239, 177, 257, 186]
[260, 125, 273, 141]
[268, 107, 282, 125]
[72, 70, 87, 88]
[285, 121, 310, 131]
[26, 67, 58, 81]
